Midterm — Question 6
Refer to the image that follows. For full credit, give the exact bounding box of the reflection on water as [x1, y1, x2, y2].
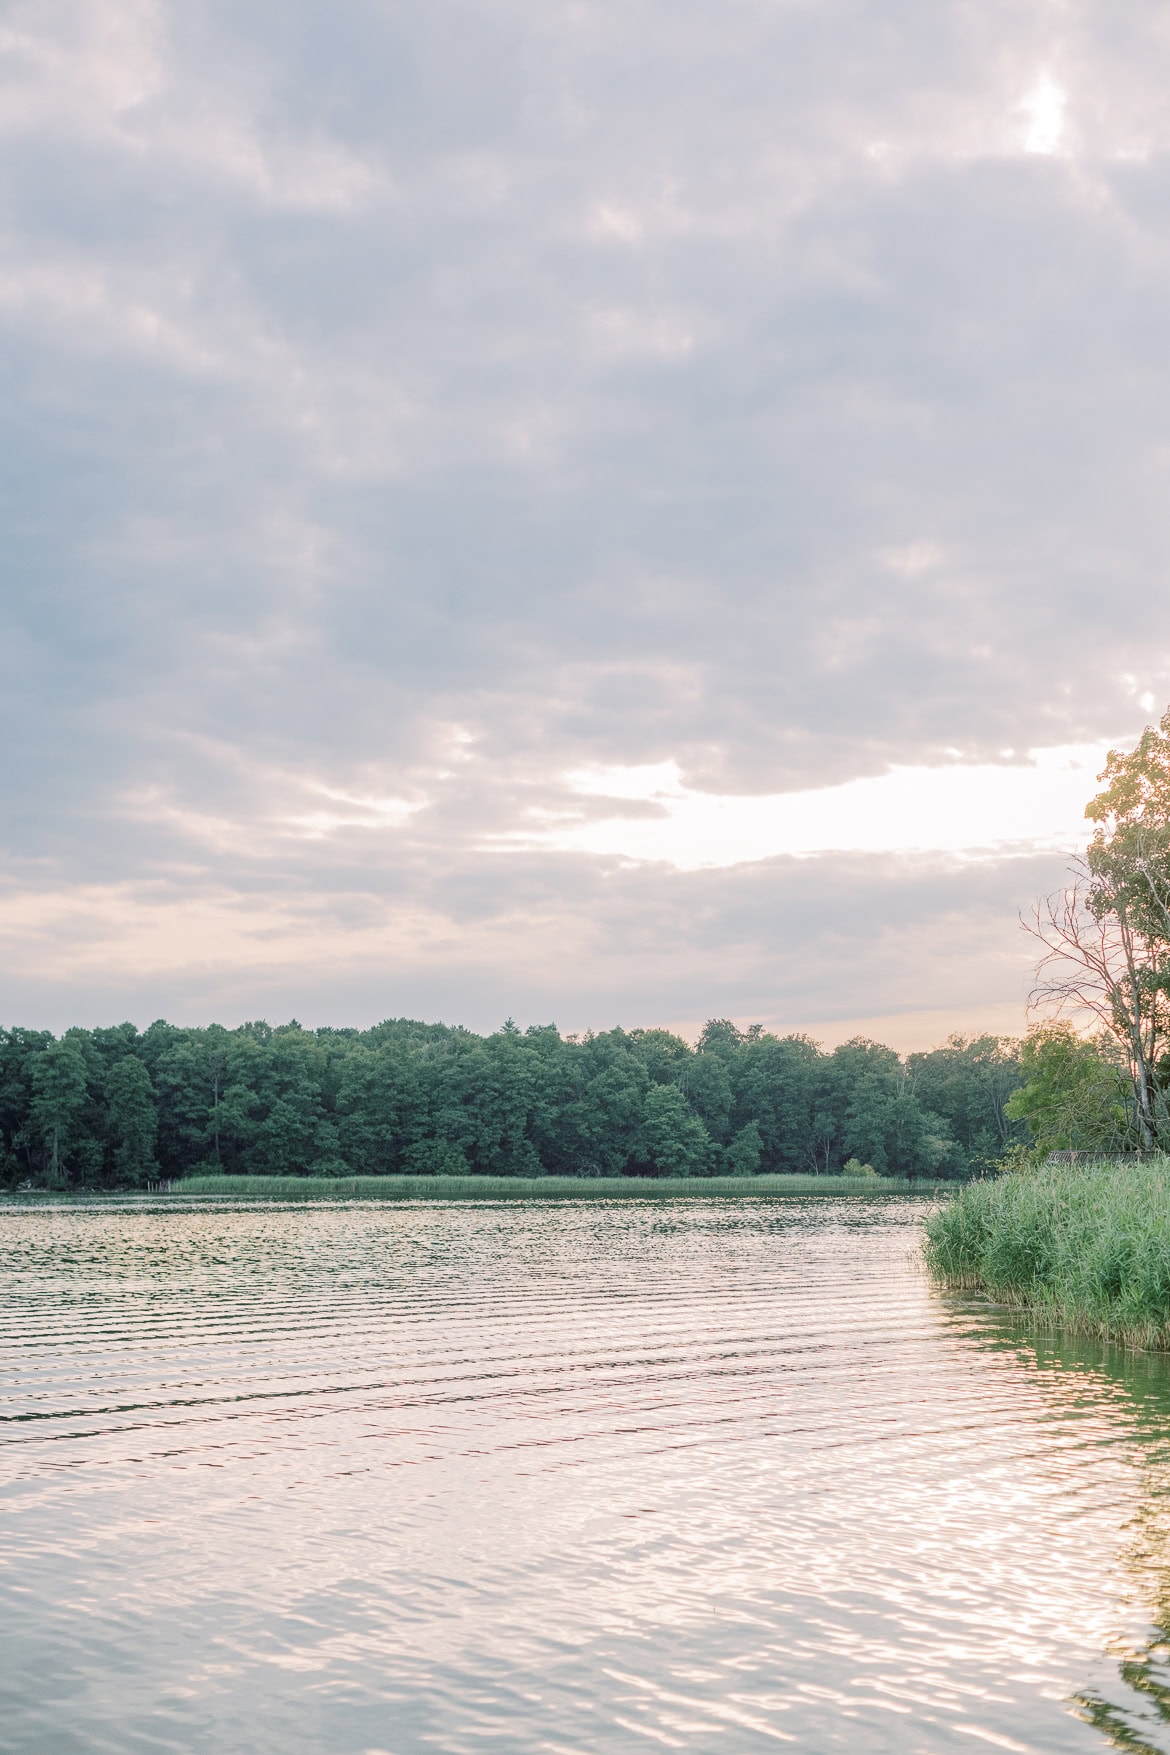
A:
[4, 1196, 1170, 1753]
[960, 1320, 1170, 1754]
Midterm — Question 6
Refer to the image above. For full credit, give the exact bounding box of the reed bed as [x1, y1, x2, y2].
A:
[174, 1171, 938, 1202]
[924, 1157, 1170, 1348]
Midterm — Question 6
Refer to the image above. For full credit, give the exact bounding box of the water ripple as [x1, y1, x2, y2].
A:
[1, 1196, 1167, 1752]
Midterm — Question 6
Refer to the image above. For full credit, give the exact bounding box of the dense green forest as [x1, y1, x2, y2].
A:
[0, 1016, 1025, 1189]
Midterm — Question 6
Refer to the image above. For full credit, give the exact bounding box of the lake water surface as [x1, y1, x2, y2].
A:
[4, 1195, 1170, 1754]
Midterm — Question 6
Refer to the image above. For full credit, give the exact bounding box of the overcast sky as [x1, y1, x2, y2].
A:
[3, 0, 1169, 1047]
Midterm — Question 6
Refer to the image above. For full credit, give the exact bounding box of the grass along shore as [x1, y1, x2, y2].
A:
[924, 1157, 1170, 1349]
[169, 1172, 943, 1201]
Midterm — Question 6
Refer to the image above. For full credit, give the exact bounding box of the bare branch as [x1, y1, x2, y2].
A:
[1023, 866, 1170, 1151]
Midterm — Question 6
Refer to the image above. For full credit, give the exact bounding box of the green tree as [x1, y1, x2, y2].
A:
[442, 1027, 543, 1176]
[696, 1019, 744, 1057]
[629, 1028, 693, 1085]
[733, 1034, 820, 1172]
[154, 1028, 231, 1172]
[681, 1048, 734, 1144]
[1004, 1023, 1132, 1156]
[337, 1044, 407, 1172]
[1085, 710, 1170, 944]
[0, 1028, 52, 1184]
[908, 1036, 1024, 1173]
[639, 1084, 712, 1177]
[725, 1119, 762, 1175]
[30, 1039, 89, 1185]
[815, 1039, 954, 1177]
[560, 1037, 648, 1175]
[106, 1057, 159, 1184]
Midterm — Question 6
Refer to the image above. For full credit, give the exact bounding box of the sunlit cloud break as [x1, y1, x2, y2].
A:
[496, 746, 1110, 871]
[1021, 75, 1067, 155]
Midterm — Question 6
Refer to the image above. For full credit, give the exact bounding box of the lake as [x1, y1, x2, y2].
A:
[3, 1194, 1170, 1754]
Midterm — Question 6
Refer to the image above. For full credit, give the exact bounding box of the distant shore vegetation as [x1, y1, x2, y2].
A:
[171, 1172, 945, 1202]
[0, 1015, 1026, 1192]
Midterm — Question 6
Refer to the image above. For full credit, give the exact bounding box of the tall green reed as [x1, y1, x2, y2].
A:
[925, 1158, 1170, 1347]
[173, 1171, 939, 1202]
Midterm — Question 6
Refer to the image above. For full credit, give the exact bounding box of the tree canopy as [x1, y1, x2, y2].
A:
[0, 1016, 1024, 1189]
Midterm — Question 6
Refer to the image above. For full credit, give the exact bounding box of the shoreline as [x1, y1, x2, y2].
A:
[1, 1171, 952, 1203]
[930, 1276, 1170, 1355]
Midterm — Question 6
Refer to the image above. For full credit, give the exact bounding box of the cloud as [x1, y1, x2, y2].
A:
[499, 744, 1109, 868]
[1021, 76, 1067, 156]
[3, 0, 1170, 1041]
[0, 842, 1058, 1051]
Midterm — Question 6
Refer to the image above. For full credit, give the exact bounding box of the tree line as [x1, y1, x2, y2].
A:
[0, 1016, 1026, 1189]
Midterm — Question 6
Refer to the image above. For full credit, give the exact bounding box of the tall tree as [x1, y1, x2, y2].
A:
[1025, 710, 1170, 1150]
[639, 1084, 712, 1177]
[30, 1039, 89, 1184]
[106, 1057, 159, 1184]
[725, 1119, 763, 1175]
[908, 1036, 1024, 1172]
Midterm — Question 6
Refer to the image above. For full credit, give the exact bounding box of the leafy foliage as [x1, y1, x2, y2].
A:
[1003, 1023, 1133, 1156]
[0, 1015, 1026, 1189]
[1086, 709, 1170, 945]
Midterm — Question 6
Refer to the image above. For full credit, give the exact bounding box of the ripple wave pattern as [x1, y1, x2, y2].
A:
[0, 1196, 1166, 1755]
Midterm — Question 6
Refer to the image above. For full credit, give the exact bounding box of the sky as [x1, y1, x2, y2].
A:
[3, 0, 1170, 1049]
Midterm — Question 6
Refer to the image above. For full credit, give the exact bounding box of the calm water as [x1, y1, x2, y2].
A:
[5, 1198, 1170, 1754]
